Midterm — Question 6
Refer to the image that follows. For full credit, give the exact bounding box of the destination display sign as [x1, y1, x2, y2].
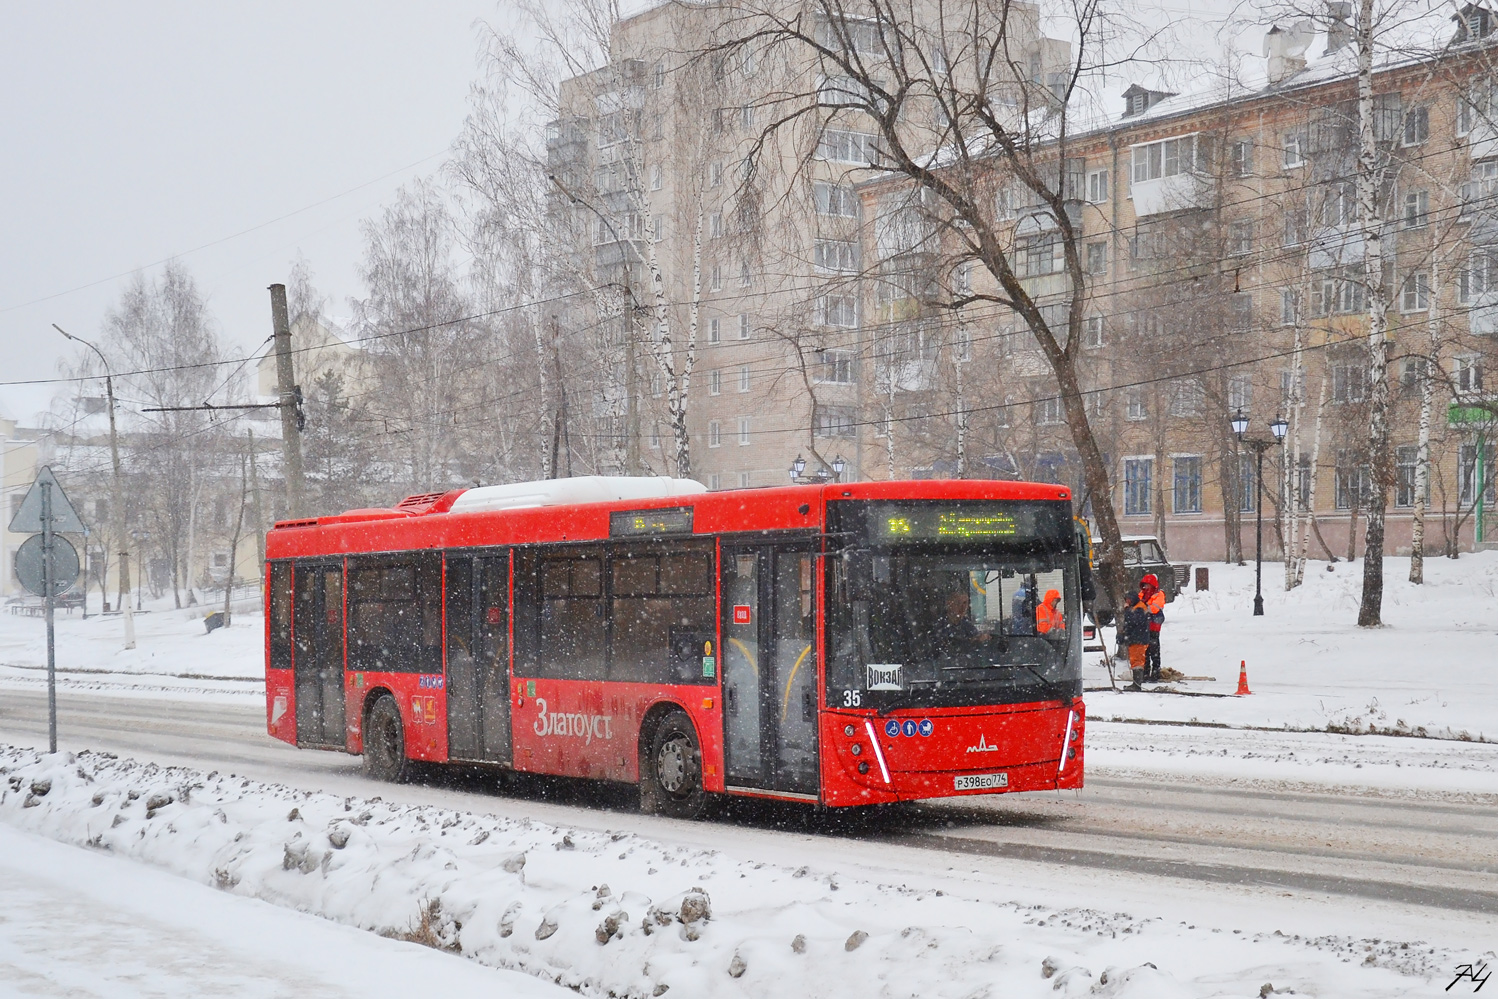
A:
[609, 507, 694, 537]
[857, 500, 1071, 548]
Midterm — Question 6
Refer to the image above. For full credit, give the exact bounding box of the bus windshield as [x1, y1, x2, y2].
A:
[827, 548, 1082, 709]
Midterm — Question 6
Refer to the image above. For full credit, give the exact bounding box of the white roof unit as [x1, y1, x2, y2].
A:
[447, 475, 707, 515]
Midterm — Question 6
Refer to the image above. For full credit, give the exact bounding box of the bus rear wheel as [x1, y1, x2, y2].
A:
[641, 709, 707, 819]
[362, 695, 409, 783]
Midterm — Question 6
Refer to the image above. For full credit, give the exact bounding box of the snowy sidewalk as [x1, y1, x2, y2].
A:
[0, 822, 566, 998]
[1084, 553, 1498, 742]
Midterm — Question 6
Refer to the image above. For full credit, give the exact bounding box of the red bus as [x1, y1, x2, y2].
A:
[264, 476, 1087, 816]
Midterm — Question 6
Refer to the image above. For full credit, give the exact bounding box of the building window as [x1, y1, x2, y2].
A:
[1401, 356, 1431, 394]
[738, 314, 750, 339]
[1085, 241, 1108, 275]
[738, 365, 751, 392]
[738, 418, 751, 445]
[739, 471, 751, 488]
[816, 128, 878, 165]
[1231, 293, 1253, 331]
[1229, 139, 1253, 177]
[1331, 363, 1367, 404]
[1459, 442, 1497, 505]
[1168, 379, 1205, 417]
[1227, 221, 1253, 256]
[1086, 168, 1109, 203]
[708, 420, 721, 448]
[1280, 288, 1301, 326]
[738, 261, 752, 288]
[1171, 456, 1203, 513]
[1461, 249, 1498, 302]
[650, 372, 662, 398]
[818, 294, 859, 327]
[710, 161, 723, 187]
[1395, 445, 1422, 507]
[815, 406, 856, 438]
[653, 61, 666, 89]
[1125, 389, 1148, 421]
[1311, 267, 1365, 316]
[1018, 234, 1063, 277]
[1238, 452, 1257, 512]
[1283, 205, 1308, 246]
[1124, 458, 1153, 515]
[1280, 367, 1306, 409]
[814, 349, 855, 384]
[1401, 272, 1429, 312]
[710, 369, 722, 395]
[1034, 395, 1064, 425]
[1455, 355, 1485, 394]
[814, 239, 860, 273]
[709, 318, 721, 343]
[1084, 315, 1104, 349]
[1228, 374, 1253, 412]
[1403, 188, 1429, 228]
[1334, 449, 1373, 509]
[741, 103, 754, 130]
[814, 180, 860, 218]
[1283, 133, 1306, 169]
[651, 164, 663, 190]
[650, 425, 661, 448]
[1131, 133, 1205, 182]
[710, 265, 722, 291]
[1402, 106, 1429, 146]
[709, 212, 723, 238]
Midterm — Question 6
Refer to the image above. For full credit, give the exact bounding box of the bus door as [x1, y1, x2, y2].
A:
[721, 545, 819, 797]
[292, 560, 345, 747]
[444, 552, 512, 764]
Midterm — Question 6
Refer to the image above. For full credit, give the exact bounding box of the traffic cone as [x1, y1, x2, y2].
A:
[1235, 660, 1252, 696]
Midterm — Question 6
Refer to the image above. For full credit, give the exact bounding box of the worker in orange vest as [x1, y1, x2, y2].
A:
[1139, 574, 1166, 682]
[1035, 588, 1065, 635]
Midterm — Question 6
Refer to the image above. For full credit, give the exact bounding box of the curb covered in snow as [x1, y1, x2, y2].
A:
[0, 746, 1457, 998]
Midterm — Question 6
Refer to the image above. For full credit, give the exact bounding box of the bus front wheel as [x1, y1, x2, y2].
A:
[362, 695, 409, 783]
[641, 709, 707, 819]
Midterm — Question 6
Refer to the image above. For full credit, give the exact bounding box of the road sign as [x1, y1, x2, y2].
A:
[15, 534, 79, 597]
[8, 466, 85, 534]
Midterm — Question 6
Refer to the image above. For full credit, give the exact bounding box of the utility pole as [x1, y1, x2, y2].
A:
[53, 325, 134, 650]
[269, 284, 306, 518]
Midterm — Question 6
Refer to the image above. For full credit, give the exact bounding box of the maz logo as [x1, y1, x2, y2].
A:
[966, 735, 1000, 754]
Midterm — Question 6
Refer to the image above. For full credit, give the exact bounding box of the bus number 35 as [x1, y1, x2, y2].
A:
[841, 689, 862, 707]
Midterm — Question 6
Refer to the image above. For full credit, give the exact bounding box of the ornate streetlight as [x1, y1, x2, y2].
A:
[1234, 411, 1289, 616]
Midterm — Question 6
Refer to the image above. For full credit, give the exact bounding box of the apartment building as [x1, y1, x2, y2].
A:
[546, 1, 1066, 489]
[852, 7, 1498, 560]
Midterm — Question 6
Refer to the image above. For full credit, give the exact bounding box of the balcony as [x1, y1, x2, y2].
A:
[1468, 290, 1498, 336]
[1307, 225, 1365, 269]
[1131, 173, 1214, 217]
[1469, 121, 1498, 161]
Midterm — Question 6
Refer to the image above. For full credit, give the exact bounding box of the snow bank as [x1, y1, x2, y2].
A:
[1085, 554, 1498, 742]
[0, 746, 1455, 998]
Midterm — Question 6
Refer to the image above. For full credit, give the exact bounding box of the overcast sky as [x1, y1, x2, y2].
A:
[1, 0, 1260, 398]
[0, 1, 504, 388]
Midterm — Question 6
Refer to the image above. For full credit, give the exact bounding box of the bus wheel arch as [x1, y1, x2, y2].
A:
[638, 702, 707, 819]
[362, 690, 409, 783]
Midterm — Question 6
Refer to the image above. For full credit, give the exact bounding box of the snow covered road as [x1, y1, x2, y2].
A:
[1, 686, 1494, 921]
[0, 822, 568, 998]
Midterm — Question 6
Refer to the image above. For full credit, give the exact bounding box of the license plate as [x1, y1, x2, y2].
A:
[954, 772, 1008, 791]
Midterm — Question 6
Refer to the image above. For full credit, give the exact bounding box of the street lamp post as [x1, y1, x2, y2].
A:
[54, 325, 135, 649]
[1232, 411, 1289, 617]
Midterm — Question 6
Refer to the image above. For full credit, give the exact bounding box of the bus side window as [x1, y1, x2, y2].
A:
[535, 549, 607, 681]
[610, 543, 714, 685]
[347, 554, 441, 673]
[268, 561, 292, 671]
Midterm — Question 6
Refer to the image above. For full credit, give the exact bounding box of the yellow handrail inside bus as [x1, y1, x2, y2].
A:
[779, 643, 812, 722]
[728, 637, 759, 678]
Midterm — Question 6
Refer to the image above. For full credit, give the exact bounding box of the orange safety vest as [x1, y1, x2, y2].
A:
[1036, 593, 1064, 634]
